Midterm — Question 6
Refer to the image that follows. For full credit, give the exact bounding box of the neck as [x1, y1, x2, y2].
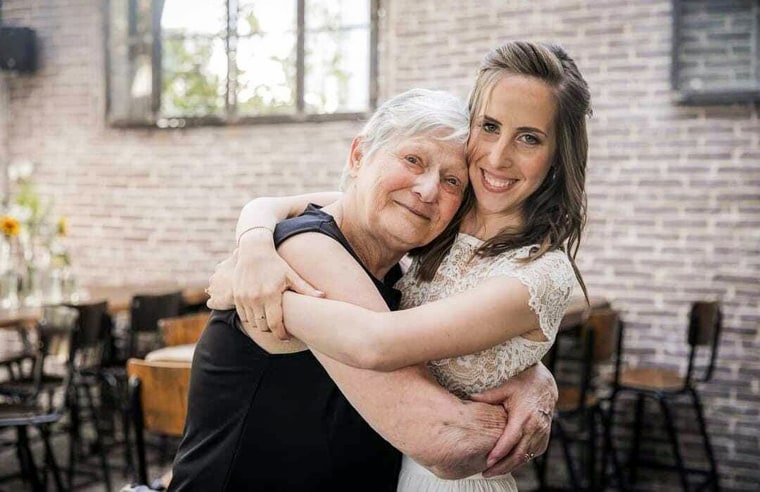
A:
[323, 200, 405, 280]
[460, 206, 523, 241]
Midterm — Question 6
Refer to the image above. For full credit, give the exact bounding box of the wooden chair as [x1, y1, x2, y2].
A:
[158, 311, 209, 347]
[608, 301, 722, 492]
[126, 358, 191, 488]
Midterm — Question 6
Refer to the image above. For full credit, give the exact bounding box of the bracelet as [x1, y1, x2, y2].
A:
[237, 225, 274, 245]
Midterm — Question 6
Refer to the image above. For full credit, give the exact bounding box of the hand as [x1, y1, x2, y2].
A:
[470, 363, 557, 477]
[234, 232, 324, 340]
[206, 251, 238, 311]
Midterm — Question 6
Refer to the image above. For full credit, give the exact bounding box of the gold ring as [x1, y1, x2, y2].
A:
[524, 452, 535, 462]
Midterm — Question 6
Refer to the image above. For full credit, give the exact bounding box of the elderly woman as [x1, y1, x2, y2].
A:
[208, 41, 591, 491]
[170, 88, 554, 492]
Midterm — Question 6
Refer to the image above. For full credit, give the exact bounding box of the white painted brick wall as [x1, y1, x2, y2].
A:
[2, 0, 758, 489]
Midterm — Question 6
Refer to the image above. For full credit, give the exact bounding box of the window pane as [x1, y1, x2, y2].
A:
[161, 0, 226, 36]
[306, 0, 370, 30]
[237, 0, 296, 36]
[237, 33, 297, 116]
[305, 28, 369, 113]
[161, 37, 227, 116]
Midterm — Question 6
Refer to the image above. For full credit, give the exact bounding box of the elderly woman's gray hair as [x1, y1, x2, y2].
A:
[340, 88, 469, 190]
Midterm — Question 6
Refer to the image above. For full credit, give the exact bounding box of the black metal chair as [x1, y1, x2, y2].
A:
[0, 305, 78, 492]
[127, 292, 184, 360]
[536, 307, 626, 491]
[65, 300, 113, 492]
[607, 301, 722, 491]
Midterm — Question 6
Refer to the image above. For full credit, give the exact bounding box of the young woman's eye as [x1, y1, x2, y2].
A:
[519, 134, 541, 145]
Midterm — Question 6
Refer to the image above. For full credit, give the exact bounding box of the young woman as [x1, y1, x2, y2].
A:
[210, 41, 592, 491]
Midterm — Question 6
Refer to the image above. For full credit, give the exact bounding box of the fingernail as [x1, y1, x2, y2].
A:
[486, 458, 496, 467]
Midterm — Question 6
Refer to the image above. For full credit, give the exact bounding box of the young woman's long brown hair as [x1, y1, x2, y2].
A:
[412, 41, 592, 301]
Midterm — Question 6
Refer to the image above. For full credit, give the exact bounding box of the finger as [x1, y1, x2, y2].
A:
[286, 268, 325, 298]
[265, 299, 289, 341]
[486, 420, 523, 467]
[252, 308, 270, 332]
[470, 385, 515, 405]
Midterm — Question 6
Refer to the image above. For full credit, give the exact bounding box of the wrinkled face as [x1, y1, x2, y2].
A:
[348, 133, 468, 251]
[468, 74, 557, 228]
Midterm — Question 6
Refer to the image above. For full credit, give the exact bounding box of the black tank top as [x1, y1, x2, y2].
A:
[170, 205, 402, 491]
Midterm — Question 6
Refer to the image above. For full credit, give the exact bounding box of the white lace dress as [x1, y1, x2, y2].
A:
[395, 233, 575, 492]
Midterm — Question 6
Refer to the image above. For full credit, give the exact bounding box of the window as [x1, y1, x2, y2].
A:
[672, 0, 760, 104]
[105, 0, 378, 127]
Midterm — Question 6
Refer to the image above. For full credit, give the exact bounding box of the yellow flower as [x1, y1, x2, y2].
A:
[57, 217, 68, 237]
[0, 215, 20, 237]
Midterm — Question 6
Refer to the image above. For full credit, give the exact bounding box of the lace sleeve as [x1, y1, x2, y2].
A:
[498, 250, 575, 342]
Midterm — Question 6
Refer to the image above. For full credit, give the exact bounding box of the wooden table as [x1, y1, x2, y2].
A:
[145, 344, 196, 363]
[0, 283, 208, 329]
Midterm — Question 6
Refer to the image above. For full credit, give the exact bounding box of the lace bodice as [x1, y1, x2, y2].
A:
[397, 234, 575, 398]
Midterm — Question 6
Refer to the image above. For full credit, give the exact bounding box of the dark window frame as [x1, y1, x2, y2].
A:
[104, 0, 380, 128]
[671, 0, 760, 105]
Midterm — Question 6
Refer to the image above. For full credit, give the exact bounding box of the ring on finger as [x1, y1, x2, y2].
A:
[524, 452, 536, 462]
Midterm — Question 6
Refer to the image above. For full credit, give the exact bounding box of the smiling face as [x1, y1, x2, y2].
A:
[467, 74, 558, 230]
[347, 132, 468, 252]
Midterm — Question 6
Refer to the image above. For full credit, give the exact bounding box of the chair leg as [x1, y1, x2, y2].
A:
[628, 393, 645, 485]
[67, 387, 81, 490]
[17, 425, 44, 492]
[688, 387, 720, 491]
[586, 408, 598, 491]
[84, 380, 113, 492]
[658, 397, 689, 492]
[601, 395, 627, 492]
[39, 423, 66, 492]
[555, 419, 582, 489]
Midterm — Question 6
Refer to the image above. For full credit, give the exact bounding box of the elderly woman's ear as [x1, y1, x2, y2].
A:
[347, 135, 366, 178]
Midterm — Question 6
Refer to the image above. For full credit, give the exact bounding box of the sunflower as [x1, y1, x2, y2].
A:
[0, 215, 20, 237]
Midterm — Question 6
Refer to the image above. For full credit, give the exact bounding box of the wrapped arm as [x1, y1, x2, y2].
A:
[231, 192, 341, 337]
[282, 275, 542, 371]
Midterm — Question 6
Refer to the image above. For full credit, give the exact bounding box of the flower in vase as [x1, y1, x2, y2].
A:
[0, 216, 21, 237]
[57, 217, 68, 237]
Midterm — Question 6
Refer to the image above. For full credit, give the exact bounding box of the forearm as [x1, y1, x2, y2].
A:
[282, 292, 393, 370]
[311, 352, 506, 479]
[235, 192, 341, 243]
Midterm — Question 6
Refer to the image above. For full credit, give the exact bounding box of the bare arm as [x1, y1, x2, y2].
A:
[233, 192, 341, 335]
[281, 275, 544, 371]
[276, 232, 506, 479]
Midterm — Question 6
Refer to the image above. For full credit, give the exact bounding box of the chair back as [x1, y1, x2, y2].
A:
[127, 358, 191, 486]
[128, 291, 183, 358]
[67, 301, 111, 372]
[158, 311, 209, 346]
[686, 300, 722, 384]
[30, 305, 79, 399]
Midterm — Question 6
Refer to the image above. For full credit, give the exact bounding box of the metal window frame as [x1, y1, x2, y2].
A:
[671, 0, 760, 105]
[105, 0, 380, 128]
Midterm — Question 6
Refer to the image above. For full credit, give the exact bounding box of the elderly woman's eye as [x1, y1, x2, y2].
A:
[405, 155, 420, 165]
[444, 177, 462, 187]
[482, 122, 499, 134]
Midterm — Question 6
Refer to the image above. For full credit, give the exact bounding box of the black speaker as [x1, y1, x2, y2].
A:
[0, 26, 38, 72]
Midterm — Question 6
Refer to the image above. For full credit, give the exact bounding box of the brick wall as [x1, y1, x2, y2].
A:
[1, 0, 758, 490]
